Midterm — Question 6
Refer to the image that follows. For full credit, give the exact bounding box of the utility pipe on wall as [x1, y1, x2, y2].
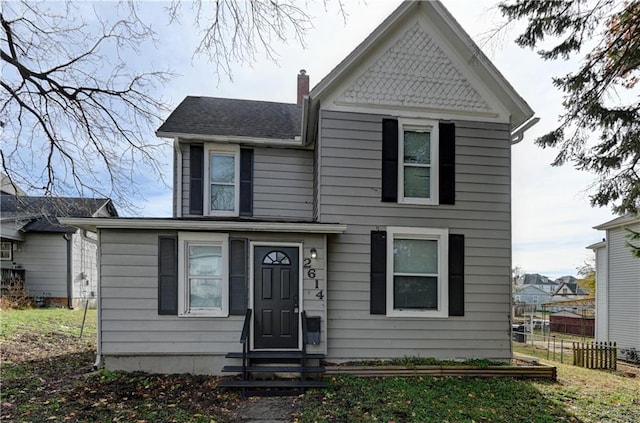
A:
[63, 233, 73, 309]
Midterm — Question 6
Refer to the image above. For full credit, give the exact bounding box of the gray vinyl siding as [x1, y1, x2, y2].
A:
[252, 148, 314, 220]
[71, 232, 98, 300]
[607, 223, 640, 351]
[179, 142, 190, 217]
[594, 245, 608, 342]
[318, 110, 512, 360]
[12, 233, 67, 298]
[99, 229, 326, 358]
[178, 142, 313, 220]
[100, 229, 238, 356]
[173, 142, 180, 217]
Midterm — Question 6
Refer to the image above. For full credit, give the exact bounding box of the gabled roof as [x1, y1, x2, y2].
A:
[553, 282, 589, 297]
[156, 1, 535, 146]
[156, 97, 302, 141]
[0, 194, 117, 234]
[521, 273, 557, 286]
[514, 284, 550, 296]
[594, 214, 640, 230]
[0, 173, 26, 196]
[306, 1, 535, 137]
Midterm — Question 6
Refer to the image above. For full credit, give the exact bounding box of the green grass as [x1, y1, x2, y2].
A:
[339, 356, 507, 368]
[2, 308, 639, 422]
[300, 349, 640, 422]
[0, 308, 241, 422]
[0, 307, 96, 339]
[301, 375, 572, 422]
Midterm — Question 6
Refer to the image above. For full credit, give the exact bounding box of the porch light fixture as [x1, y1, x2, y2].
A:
[310, 248, 317, 259]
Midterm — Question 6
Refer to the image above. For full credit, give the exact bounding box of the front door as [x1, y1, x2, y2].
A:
[253, 246, 299, 349]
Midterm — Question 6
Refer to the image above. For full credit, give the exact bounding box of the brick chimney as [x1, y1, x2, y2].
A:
[297, 69, 309, 105]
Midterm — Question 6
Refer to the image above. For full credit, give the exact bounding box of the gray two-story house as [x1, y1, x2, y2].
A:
[64, 0, 535, 377]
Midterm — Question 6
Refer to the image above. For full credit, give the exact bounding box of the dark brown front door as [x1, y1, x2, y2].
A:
[254, 246, 299, 349]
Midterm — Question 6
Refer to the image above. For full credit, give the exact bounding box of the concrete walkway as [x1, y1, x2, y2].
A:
[233, 396, 300, 423]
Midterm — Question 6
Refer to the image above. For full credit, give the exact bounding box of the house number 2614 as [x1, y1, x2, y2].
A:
[303, 258, 323, 300]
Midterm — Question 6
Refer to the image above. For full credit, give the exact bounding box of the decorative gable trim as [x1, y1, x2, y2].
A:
[337, 23, 491, 114]
[308, 0, 534, 130]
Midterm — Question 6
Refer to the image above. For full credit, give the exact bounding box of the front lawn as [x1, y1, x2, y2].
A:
[2, 308, 638, 422]
[0, 308, 241, 422]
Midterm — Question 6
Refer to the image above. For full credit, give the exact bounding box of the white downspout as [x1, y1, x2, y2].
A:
[93, 229, 103, 369]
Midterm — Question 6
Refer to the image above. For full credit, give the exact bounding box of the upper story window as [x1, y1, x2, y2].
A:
[398, 119, 439, 205]
[386, 226, 448, 318]
[207, 145, 240, 216]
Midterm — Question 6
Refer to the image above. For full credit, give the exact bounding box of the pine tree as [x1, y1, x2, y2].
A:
[499, 0, 640, 215]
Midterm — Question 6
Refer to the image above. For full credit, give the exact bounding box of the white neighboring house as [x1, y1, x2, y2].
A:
[588, 214, 640, 360]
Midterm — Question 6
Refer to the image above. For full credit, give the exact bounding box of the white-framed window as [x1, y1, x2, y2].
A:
[206, 144, 240, 216]
[0, 241, 12, 260]
[386, 227, 448, 318]
[178, 232, 229, 317]
[398, 119, 439, 205]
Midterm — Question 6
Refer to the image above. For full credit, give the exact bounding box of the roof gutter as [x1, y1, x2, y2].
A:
[155, 131, 305, 148]
[59, 217, 348, 234]
[511, 117, 540, 145]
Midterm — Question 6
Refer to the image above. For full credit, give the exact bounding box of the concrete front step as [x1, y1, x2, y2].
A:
[221, 365, 325, 373]
[225, 351, 325, 360]
[217, 379, 328, 389]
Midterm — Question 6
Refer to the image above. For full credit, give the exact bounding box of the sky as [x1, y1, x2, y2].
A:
[32, 0, 621, 279]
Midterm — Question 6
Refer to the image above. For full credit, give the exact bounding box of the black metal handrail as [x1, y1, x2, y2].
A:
[301, 311, 308, 381]
[240, 308, 252, 380]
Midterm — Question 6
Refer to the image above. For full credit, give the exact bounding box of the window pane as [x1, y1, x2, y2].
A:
[0, 242, 11, 259]
[211, 184, 235, 211]
[189, 278, 222, 308]
[394, 238, 438, 273]
[210, 154, 235, 183]
[393, 276, 438, 309]
[404, 131, 430, 164]
[188, 245, 222, 276]
[263, 251, 291, 265]
[404, 166, 430, 198]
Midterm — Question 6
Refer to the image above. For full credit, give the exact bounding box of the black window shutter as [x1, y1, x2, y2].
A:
[239, 149, 253, 216]
[229, 238, 248, 315]
[439, 122, 456, 205]
[189, 144, 204, 215]
[381, 119, 399, 202]
[158, 235, 178, 315]
[370, 230, 387, 314]
[448, 233, 465, 316]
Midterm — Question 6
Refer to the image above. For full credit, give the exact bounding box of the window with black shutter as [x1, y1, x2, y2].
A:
[369, 228, 465, 317]
[158, 235, 178, 315]
[380, 119, 456, 206]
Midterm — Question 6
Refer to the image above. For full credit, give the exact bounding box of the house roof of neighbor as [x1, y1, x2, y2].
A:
[0, 194, 117, 233]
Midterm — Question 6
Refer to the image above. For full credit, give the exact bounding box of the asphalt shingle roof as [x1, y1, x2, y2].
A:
[156, 96, 302, 140]
[0, 194, 116, 233]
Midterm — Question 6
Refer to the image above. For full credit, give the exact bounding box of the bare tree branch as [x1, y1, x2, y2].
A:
[1, 0, 347, 214]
